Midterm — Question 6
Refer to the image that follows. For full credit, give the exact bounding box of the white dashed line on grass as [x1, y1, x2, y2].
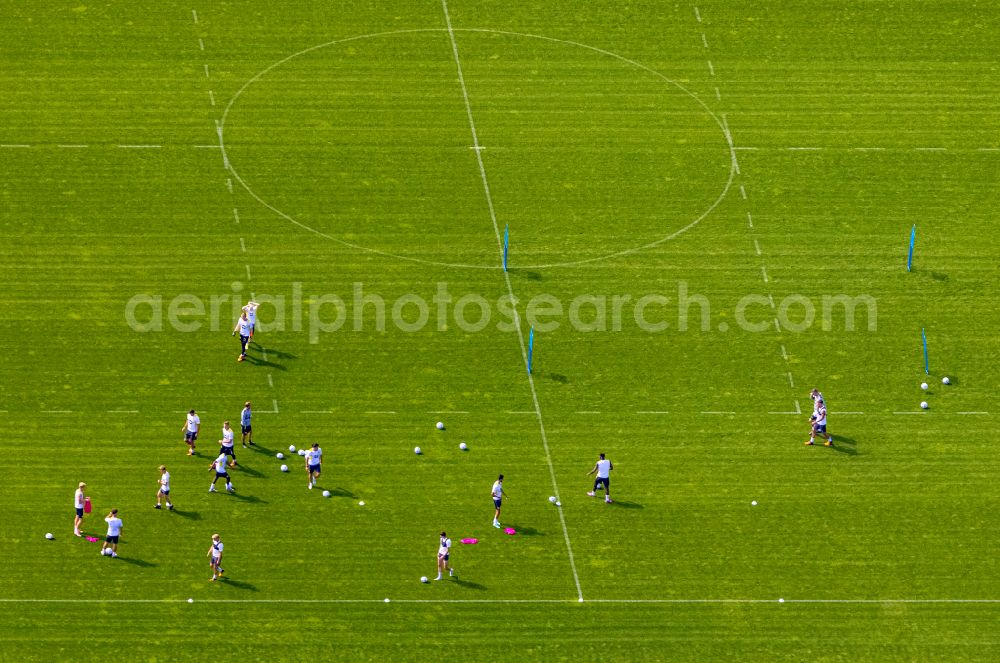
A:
[707, 60, 714, 76]
[575, 411, 601, 415]
[244, 264, 252, 280]
[271, 399, 279, 414]
[694, 5, 701, 22]
[233, 208, 240, 224]
[786, 147, 821, 151]
[0, 144, 30, 148]
[636, 411, 670, 415]
[760, 266, 769, 283]
[914, 147, 946, 152]
[780, 344, 788, 361]
[198, 38, 205, 51]
[58, 144, 89, 148]
[239, 238, 246, 253]
[701, 411, 735, 415]
[226, 178, 233, 193]
[772, 319, 781, 333]
[958, 411, 989, 415]
[714, 87, 721, 101]
[117, 144, 161, 149]
[701, 33, 708, 48]
[795, 400, 802, 414]
[267, 374, 274, 388]
[787, 372, 795, 388]
[191, 8, 198, 23]
[767, 294, 775, 309]
[364, 411, 397, 415]
[753, 239, 761, 256]
[739, 184, 747, 199]
[203, 64, 210, 78]
[746, 212, 753, 228]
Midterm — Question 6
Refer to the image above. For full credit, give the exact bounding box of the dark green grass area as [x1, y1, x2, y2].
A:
[1, 0, 999, 660]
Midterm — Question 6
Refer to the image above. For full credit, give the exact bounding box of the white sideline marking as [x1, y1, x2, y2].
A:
[694, 6, 701, 22]
[0, 144, 30, 148]
[746, 212, 753, 228]
[233, 208, 240, 224]
[58, 144, 89, 148]
[191, 8, 198, 23]
[739, 184, 746, 199]
[753, 239, 761, 256]
[214, 119, 230, 169]
[226, 178, 233, 193]
[787, 372, 795, 388]
[198, 38, 205, 51]
[239, 237, 246, 253]
[707, 60, 714, 76]
[117, 144, 161, 149]
[204, 64, 210, 79]
[267, 374, 274, 388]
[780, 344, 788, 361]
[760, 266, 768, 283]
[244, 264, 252, 280]
[442, 0, 582, 603]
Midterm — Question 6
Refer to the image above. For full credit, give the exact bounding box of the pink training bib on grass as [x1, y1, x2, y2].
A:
[504, 528, 516, 535]
[460, 538, 478, 544]
[85, 536, 99, 542]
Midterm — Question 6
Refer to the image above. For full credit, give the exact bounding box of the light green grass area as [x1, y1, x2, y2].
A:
[1, 1, 999, 660]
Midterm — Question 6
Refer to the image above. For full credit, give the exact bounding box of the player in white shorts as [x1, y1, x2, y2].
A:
[435, 531, 454, 580]
[208, 453, 234, 493]
[586, 453, 614, 503]
[232, 311, 253, 362]
[74, 482, 87, 537]
[207, 533, 224, 581]
[305, 443, 322, 489]
[100, 509, 123, 558]
[219, 421, 237, 467]
[181, 409, 200, 456]
[155, 465, 173, 510]
[806, 394, 833, 446]
[243, 301, 259, 343]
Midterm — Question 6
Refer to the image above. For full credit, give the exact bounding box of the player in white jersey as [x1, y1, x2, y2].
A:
[182, 409, 200, 456]
[240, 401, 254, 447]
[100, 509, 123, 558]
[207, 533, 225, 581]
[232, 311, 253, 362]
[305, 443, 322, 489]
[155, 465, 174, 510]
[74, 482, 87, 537]
[208, 453, 234, 493]
[219, 421, 237, 467]
[242, 301, 259, 343]
[806, 396, 833, 446]
[491, 474, 508, 528]
[586, 453, 614, 503]
[435, 531, 454, 580]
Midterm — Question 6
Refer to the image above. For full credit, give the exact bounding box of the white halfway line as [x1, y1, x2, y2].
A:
[442, 0, 582, 603]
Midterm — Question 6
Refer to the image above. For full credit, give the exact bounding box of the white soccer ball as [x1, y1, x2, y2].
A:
[358, 501, 365, 506]
[459, 442, 468, 451]
[322, 490, 331, 498]
[187, 598, 194, 603]
[548, 496, 557, 503]
[436, 422, 444, 430]
[276, 452, 284, 460]
[414, 446, 422, 455]
[555, 501, 561, 507]
[920, 382, 929, 391]
[751, 500, 758, 506]
[297, 449, 306, 456]
[45, 533, 54, 540]
[280, 464, 289, 472]
[942, 376, 951, 385]
[420, 576, 429, 583]
[288, 445, 296, 452]
[920, 401, 929, 410]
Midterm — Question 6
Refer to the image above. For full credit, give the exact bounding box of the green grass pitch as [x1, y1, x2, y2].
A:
[1, 0, 999, 659]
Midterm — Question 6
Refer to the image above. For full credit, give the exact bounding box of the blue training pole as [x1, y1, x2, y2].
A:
[922, 328, 929, 375]
[907, 224, 916, 271]
[503, 224, 509, 272]
[527, 327, 534, 374]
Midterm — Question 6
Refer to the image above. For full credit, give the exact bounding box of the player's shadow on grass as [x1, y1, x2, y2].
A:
[219, 578, 258, 592]
[257, 345, 297, 360]
[830, 436, 859, 456]
[324, 487, 356, 499]
[541, 372, 568, 384]
[451, 577, 487, 591]
[233, 464, 264, 478]
[228, 492, 267, 505]
[244, 354, 289, 371]
[118, 557, 156, 568]
[172, 509, 201, 521]
[511, 269, 543, 282]
[608, 500, 643, 509]
[507, 524, 542, 536]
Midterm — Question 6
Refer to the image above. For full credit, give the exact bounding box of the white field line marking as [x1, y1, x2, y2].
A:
[442, 0, 582, 603]
[42, 410, 73, 414]
[260, 347, 269, 361]
[768, 411, 799, 415]
[772, 318, 781, 333]
[2, 597, 1000, 605]
[575, 411, 601, 415]
[767, 294, 775, 309]
[753, 239, 761, 255]
[787, 372, 795, 388]
[760, 266, 769, 283]
[58, 144, 89, 148]
[506, 411, 535, 415]
[746, 211, 753, 228]
[214, 119, 230, 169]
[795, 400, 802, 414]
[832, 412, 865, 415]
[694, 6, 701, 22]
[107, 410, 139, 414]
[707, 60, 714, 76]
[244, 264, 252, 280]
[636, 411, 670, 414]
[855, 147, 885, 151]
[239, 237, 246, 253]
[428, 411, 470, 414]
[739, 184, 746, 199]
[199, 38, 205, 50]
[701, 33, 708, 48]
[191, 8, 198, 23]
[893, 411, 925, 415]
[117, 144, 161, 148]
[233, 208, 240, 224]
[714, 87, 721, 101]
[267, 374, 274, 388]
[786, 147, 821, 151]
[194, 144, 220, 149]
[0, 144, 30, 148]
[364, 411, 397, 415]
[203, 64, 210, 78]
[701, 411, 735, 415]
[780, 344, 788, 361]
[958, 411, 989, 415]
[226, 178, 233, 193]
[271, 399, 279, 414]
[977, 148, 1000, 152]
[208, 90, 216, 106]
[734, 146, 759, 151]
[914, 147, 946, 151]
